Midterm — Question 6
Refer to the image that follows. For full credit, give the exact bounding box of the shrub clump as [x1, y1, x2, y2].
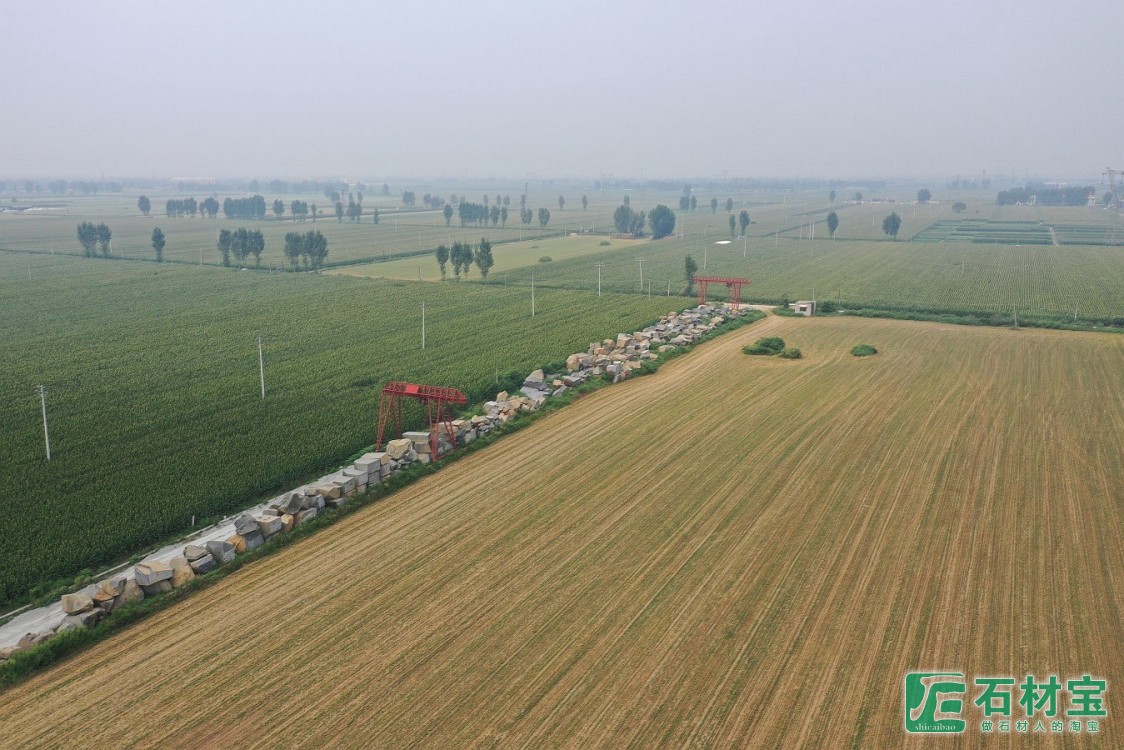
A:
[851, 344, 878, 357]
[743, 336, 786, 355]
[538, 256, 552, 263]
[778, 347, 802, 359]
[599, 240, 611, 246]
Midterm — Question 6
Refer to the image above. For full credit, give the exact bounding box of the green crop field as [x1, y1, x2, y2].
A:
[328, 234, 646, 282]
[0, 250, 678, 606]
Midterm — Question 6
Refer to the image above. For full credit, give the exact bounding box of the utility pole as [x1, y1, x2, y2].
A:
[421, 301, 426, 349]
[667, 280, 671, 297]
[594, 263, 606, 297]
[257, 337, 266, 398]
[647, 280, 651, 298]
[635, 257, 644, 291]
[531, 275, 536, 317]
[743, 234, 747, 259]
[37, 385, 50, 460]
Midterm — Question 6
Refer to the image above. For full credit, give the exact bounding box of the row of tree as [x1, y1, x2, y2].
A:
[612, 204, 677, 239]
[217, 228, 266, 266]
[223, 195, 268, 220]
[434, 239, 494, 280]
[76, 222, 112, 257]
[283, 230, 329, 270]
[996, 185, 1093, 206]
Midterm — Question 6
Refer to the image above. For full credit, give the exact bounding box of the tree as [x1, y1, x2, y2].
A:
[728, 214, 736, 236]
[648, 205, 676, 239]
[711, 197, 718, 213]
[371, 207, 380, 224]
[917, 188, 931, 203]
[217, 229, 233, 266]
[304, 230, 329, 269]
[284, 232, 303, 269]
[335, 201, 344, 223]
[95, 223, 112, 257]
[201, 197, 219, 218]
[826, 211, 839, 238]
[882, 212, 902, 240]
[725, 197, 734, 212]
[738, 210, 750, 235]
[137, 195, 151, 216]
[347, 200, 362, 222]
[952, 202, 967, 213]
[581, 195, 588, 211]
[435, 244, 450, 280]
[623, 194, 630, 207]
[77, 222, 98, 256]
[249, 179, 260, 192]
[490, 205, 500, 226]
[402, 191, 416, 207]
[474, 238, 494, 278]
[500, 206, 508, 228]
[443, 203, 453, 226]
[250, 230, 265, 266]
[538, 207, 551, 228]
[854, 191, 863, 203]
[613, 204, 639, 234]
[829, 190, 836, 203]
[450, 241, 473, 279]
[690, 195, 698, 211]
[273, 199, 284, 219]
[685, 254, 698, 295]
[679, 195, 690, 212]
[151, 227, 166, 261]
[382, 183, 390, 196]
[558, 195, 565, 211]
[310, 203, 318, 222]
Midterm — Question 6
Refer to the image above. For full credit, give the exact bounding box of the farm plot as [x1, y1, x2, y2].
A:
[0, 251, 673, 605]
[1, 316, 1121, 748]
[327, 234, 645, 281]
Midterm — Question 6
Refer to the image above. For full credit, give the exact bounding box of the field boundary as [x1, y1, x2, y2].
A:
[0, 308, 766, 689]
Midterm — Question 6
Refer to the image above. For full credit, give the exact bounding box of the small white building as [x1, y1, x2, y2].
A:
[789, 300, 816, 316]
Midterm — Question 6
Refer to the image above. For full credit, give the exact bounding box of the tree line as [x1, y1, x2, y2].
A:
[223, 195, 268, 219]
[612, 204, 677, 239]
[283, 231, 329, 270]
[996, 185, 1093, 206]
[76, 222, 112, 257]
[434, 239, 494, 280]
[216, 228, 266, 266]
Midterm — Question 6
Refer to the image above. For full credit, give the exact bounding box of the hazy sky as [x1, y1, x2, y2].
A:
[3, 0, 1120, 181]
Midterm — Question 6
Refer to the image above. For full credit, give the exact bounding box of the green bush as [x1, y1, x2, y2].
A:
[778, 347, 802, 359]
[599, 240, 611, 246]
[743, 336, 786, 355]
[851, 344, 878, 357]
[538, 256, 552, 263]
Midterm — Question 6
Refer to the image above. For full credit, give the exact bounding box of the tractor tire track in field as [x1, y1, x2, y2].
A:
[1, 316, 1121, 749]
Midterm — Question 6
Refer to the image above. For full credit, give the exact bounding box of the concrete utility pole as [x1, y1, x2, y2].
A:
[257, 337, 266, 398]
[647, 280, 651, 298]
[594, 263, 606, 297]
[635, 257, 644, 291]
[37, 385, 50, 460]
[421, 302, 426, 349]
[531, 275, 536, 317]
[667, 280, 671, 297]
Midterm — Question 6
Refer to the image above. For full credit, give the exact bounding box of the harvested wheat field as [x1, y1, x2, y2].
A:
[2, 316, 1121, 749]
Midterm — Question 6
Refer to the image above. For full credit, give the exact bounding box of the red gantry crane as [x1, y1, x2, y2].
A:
[694, 276, 751, 310]
[375, 382, 468, 459]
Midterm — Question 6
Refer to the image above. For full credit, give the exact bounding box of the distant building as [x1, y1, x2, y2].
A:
[789, 301, 816, 316]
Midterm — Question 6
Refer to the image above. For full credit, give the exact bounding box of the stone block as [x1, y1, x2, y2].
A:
[386, 438, 412, 460]
[188, 554, 216, 574]
[256, 515, 283, 537]
[140, 580, 172, 597]
[205, 540, 236, 564]
[61, 593, 94, 614]
[171, 564, 195, 589]
[134, 561, 173, 587]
